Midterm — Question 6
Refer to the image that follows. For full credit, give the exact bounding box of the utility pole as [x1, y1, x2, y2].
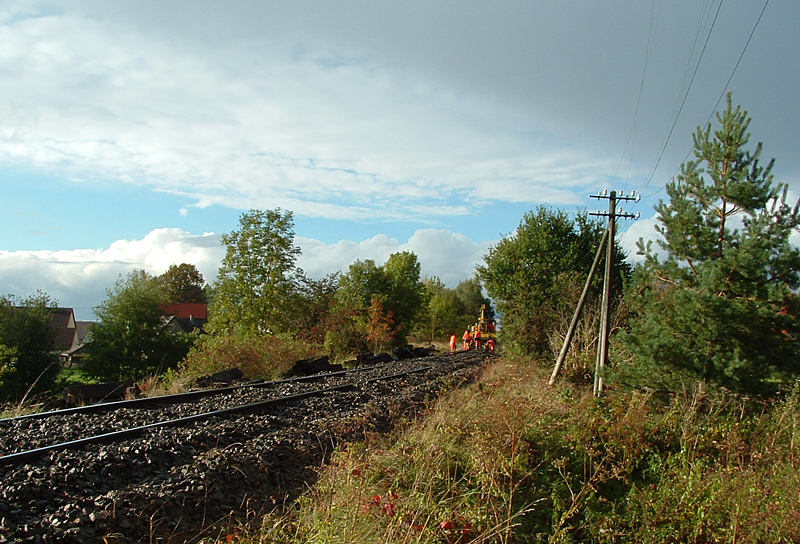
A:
[590, 190, 639, 396]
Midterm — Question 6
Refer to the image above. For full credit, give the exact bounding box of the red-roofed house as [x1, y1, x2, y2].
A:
[160, 303, 208, 333]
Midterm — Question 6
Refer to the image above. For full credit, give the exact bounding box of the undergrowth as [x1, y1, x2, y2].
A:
[236, 357, 799, 543]
[180, 331, 320, 381]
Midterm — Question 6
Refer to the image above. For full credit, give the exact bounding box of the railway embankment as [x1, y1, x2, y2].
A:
[0, 349, 493, 543]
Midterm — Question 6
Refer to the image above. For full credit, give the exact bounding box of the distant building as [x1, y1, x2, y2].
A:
[47, 308, 93, 365]
[160, 303, 208, 334]
[49, 308, 77, 353]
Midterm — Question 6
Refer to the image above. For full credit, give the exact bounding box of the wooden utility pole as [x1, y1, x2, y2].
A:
[589, 190, 639, 396]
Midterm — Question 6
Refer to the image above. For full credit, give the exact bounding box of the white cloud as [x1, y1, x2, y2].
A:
[402, 229, 492, 286]
[618, 214, 662, 264]
[0, 9, 622, 225]
[1, 227, 493, 320]
[297, 228, 494, 287]
[0, 229, 225, 320]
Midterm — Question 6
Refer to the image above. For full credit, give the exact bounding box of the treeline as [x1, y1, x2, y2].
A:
[0, 210, 491, 401]
[3, 94, 800, 402]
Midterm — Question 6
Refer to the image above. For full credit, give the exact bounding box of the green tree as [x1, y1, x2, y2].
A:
[382, 251, 424, 339]
[415, 277, 455, 342]
[84, 270, 193, 381]
[159, 263, 207, 303]
[334, 252, 424, 345]
[413, 276, 493, 343]
[210, 209, 302, 335]
[479, 206, 629, 355]
[620, 95, 800, 394]
[287, 273, 340, 345]
[0, 293, 59, 402]
[336, 259, 387, 314]
[454, 277, 494, 325]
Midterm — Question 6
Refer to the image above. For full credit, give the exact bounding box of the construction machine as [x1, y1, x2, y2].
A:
[469, 303, 496, 349]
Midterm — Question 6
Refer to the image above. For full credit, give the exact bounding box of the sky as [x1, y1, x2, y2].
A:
[1, 0, 798, 320]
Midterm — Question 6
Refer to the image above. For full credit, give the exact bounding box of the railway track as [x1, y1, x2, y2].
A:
[0, 360, 438, 467]
[0, 349, 494, 543]
[0, 358, 423, 463]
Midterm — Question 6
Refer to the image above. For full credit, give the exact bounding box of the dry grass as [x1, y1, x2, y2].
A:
[229, 358, 800, 543]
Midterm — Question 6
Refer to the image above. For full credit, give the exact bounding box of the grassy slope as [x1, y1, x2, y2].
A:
[241, 355, 800, 543]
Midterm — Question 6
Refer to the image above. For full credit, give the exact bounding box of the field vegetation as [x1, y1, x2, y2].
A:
[247, 357, 800, 543]
[1, 95, 800, 541]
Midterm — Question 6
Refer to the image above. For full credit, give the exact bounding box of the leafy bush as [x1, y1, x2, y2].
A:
[180, 328, 318, 381]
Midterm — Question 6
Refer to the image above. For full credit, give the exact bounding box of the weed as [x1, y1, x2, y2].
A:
[238, 357, 800, 543]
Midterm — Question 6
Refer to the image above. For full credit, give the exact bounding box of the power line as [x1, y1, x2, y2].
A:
[639, 0, 725, 195]
[649, 0, 771, 197]
[615, 0, 661, 184]
[704, 0, 770, 128]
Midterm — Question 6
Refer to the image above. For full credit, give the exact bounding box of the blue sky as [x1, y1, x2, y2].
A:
[1, 1, 798, 320]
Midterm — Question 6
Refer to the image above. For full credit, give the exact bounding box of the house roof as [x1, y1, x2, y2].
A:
[160, 303, 208, 320]
[48, 307, 77, 352]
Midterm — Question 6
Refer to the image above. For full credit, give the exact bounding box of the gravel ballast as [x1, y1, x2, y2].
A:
[0, 350, 493, 543]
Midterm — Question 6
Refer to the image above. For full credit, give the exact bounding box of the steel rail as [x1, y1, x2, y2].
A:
[0, 383, 356, 468]
[1, 361, 398, 423]
[0, 361, 453, 468]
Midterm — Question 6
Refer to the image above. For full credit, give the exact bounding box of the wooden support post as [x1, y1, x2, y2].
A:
[549, 229, 608, 385]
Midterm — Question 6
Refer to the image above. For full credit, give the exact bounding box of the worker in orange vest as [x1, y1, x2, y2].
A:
[449, 334, 457, 351]
[474, 329, 482, 350]
[462, 330, 471, 350]
[487, 338, 495, 351]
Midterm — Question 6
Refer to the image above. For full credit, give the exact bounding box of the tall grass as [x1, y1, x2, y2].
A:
[245, 358, 800, 543]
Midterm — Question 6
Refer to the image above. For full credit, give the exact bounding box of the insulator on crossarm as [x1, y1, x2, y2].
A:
[636, 194, 641, 202]
[617, 207, 622, 214]
[631, 190, 636, 197]
[635, 212, 641, 220]
[603, 189, 608, 196]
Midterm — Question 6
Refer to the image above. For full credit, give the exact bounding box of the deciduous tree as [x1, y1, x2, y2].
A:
[334, 252, 424, 345]
[366, 296, 395, 353]
[0, 293, 59, 401]
[159, 263, 207, 303]
[210, 209, 302, 335]
[84, 270, 193, 381]
[479, 206, 628, 355]
[382, 251, 424, 339]
[413, 277, 493, 343]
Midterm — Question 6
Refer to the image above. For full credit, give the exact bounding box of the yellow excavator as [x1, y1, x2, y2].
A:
[468, 304, 496, 349]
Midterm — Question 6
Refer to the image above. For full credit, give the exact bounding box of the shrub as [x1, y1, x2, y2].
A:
[180, 328, 318, 381]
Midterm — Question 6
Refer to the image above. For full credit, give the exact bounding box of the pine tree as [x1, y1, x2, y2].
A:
[620, 94, 800, 394]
